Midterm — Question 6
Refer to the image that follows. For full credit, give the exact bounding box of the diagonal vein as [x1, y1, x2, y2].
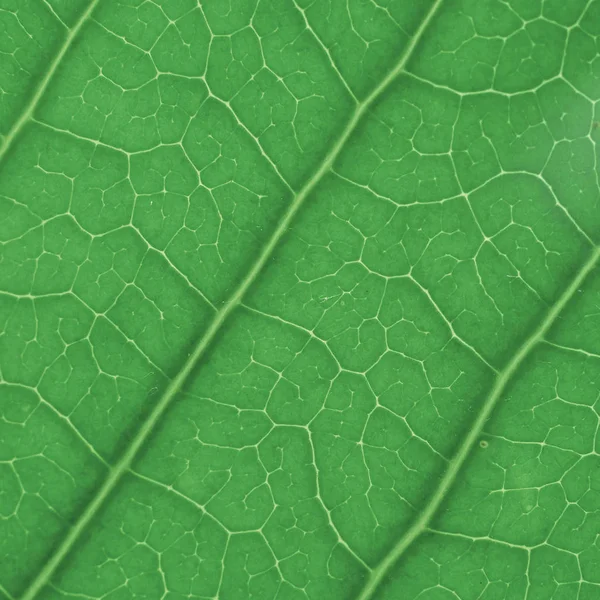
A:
[18, 0, 445, 597]
[0, 0, 101, 164]
[356, 244, 600, 600]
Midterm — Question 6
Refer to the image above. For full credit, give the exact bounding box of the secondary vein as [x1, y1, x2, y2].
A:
[355, 244, 600, 600]
[19, 0, 446, 597]
[0, 0, 101, 164]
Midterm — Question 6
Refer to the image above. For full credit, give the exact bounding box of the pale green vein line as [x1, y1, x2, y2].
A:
[356, 244, 600, 600]
[6, 382, 110, 469]
[543, 339, 600, 361]
[291, 0, 359, 103]
[18, 0, 445, 597]
[0, 581, 17, 600]
[0, 0, 101, 164]
[426, 528, 535, 552]
[41, 0, 69, 30]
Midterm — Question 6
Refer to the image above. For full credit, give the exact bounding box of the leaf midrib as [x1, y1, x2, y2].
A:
[17, 0, 446, 597]
[0, 0, 102, 163]
[357, 244, 600, 600]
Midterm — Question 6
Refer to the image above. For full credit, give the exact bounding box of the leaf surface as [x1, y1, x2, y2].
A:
[1, 1, 600, 599]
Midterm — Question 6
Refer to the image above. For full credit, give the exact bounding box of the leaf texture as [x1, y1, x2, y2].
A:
[1, 1, 599, 599]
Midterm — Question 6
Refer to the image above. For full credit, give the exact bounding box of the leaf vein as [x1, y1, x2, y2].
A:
[17, 0, 451, 596]
[355, 245, 600, 600]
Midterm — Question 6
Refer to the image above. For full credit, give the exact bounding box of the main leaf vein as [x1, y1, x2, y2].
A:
[17, 0, 447, 598]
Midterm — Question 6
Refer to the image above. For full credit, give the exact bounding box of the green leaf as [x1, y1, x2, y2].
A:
[1, 0, 599, 599]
